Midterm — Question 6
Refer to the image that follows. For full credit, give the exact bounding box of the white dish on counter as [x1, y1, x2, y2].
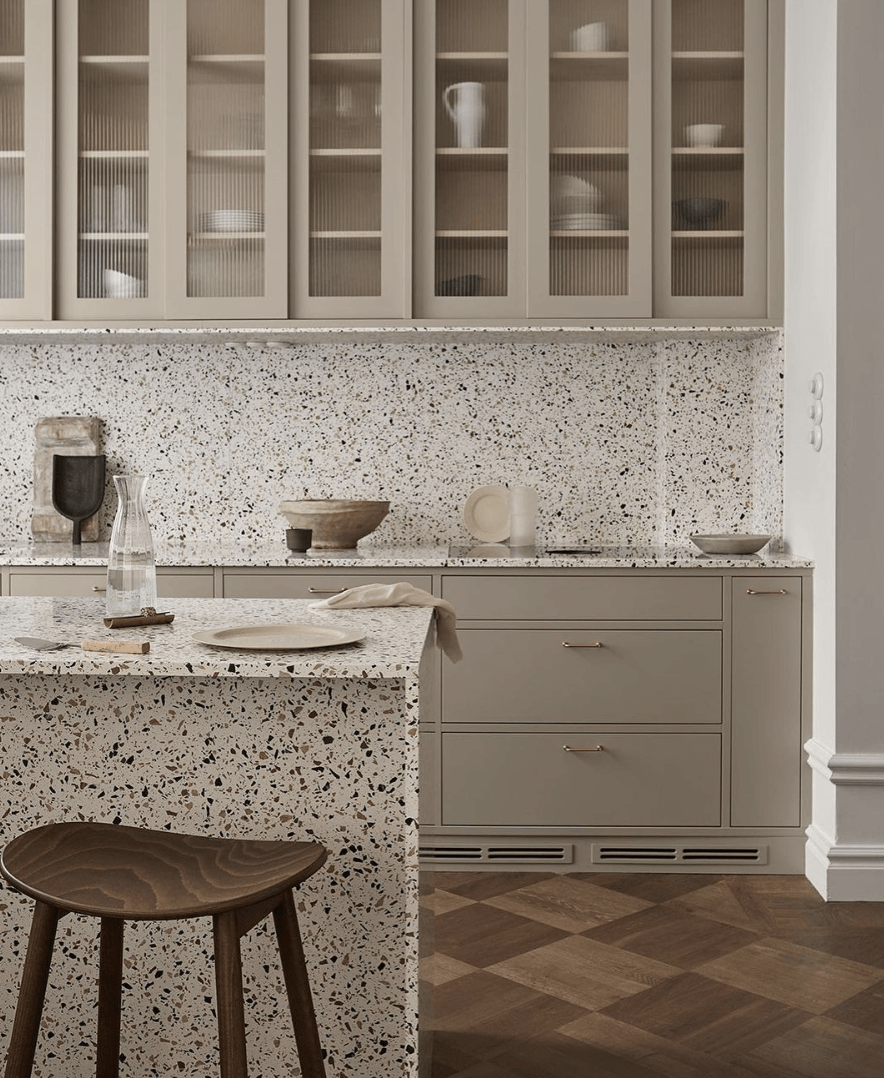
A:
[193, 623, 364, 650]
[463, 485, 510, 542]
[690, 534, 771, 555]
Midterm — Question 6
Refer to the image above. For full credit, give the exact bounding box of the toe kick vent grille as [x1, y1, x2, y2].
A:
[593, 844, 768, 866]
[420, 844, 574, 865]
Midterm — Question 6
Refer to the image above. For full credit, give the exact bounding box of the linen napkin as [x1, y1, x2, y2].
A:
[309, 581, 462, 662]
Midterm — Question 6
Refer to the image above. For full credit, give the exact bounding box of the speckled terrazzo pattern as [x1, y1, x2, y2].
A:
[0, 333, 783, 548]
[0, 598, 431, 1077]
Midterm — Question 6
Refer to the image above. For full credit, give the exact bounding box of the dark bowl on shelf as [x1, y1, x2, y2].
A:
[673, 198, 726, 229]
[437, 273, 484, 297]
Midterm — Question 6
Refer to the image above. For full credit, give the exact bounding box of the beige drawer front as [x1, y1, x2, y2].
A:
[443, 629, 722, 724]
[8, 569, 108, 597]
[157, 569, 215, 599]
[442, 732, 721, 826]
[222, 572, 432, 599]
[442, 575, 722, 621]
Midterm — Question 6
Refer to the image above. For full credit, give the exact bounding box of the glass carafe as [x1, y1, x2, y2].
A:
[106, 474, 157, 616]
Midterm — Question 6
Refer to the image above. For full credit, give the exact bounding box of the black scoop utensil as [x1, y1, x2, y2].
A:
[51, 454, 106, 545]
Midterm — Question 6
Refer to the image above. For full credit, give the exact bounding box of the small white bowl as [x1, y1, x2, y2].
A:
[690, 534, 771, 555]
[684, 123, 724, 148]
[103, 268, 144, 299]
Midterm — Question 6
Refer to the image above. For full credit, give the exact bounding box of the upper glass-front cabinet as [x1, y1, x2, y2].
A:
[290, 0, 407, 318]
[0, 0, 51, 320]
[654, 0, 768, 317]
[56, 0, 288, 319]
[414, 0, 526, 318]
[526, 0, 652, 317]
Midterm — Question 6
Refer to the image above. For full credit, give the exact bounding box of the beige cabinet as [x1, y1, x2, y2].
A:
[427, 567, 810, 872]
[0, 0, 52, 321]
[55, 0, 290, 320]
[222, 569, 431, 599]
[6, 566, 215, 598]
[415, 0, 776, 320]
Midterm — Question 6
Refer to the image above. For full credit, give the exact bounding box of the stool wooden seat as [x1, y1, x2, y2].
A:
[1, 822, 328, 1078]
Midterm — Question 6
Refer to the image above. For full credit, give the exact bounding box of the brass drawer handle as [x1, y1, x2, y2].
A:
[91, 584, 107, 593]
[746, 588, 788, 596]
[563, 744, 604, 753]
[561, 641, 603, 648]
[307, 587, 347, 595]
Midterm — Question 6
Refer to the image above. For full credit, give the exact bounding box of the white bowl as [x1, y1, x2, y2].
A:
[684, 123, 724, 148]
[690, 534, 771, 555]
[103, 268, 144, 299]
[279, 499, 390, 550]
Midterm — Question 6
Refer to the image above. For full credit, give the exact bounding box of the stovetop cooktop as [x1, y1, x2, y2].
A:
[447, 544, 603, 559]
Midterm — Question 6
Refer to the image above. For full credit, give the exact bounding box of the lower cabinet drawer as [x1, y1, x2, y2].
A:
[222, 572, 432, 599]
[443, 629, 722, 723]
[441, 732, 721, 826]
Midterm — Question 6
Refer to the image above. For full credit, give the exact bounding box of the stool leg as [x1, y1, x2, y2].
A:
[213, 912, 248, 1078]
[272, 890, 326, 1078]
[4, 900, 60, 1078]
[96, 918, 124, 1078]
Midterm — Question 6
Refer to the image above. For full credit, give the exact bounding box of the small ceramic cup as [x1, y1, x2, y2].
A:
[571, 22, 609, 52]
[684, 123, 725, 148]
[285, 528, 312, 553]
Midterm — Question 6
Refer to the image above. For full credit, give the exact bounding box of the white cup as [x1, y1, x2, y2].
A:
[507, 486, 538, 547]
[684, 123, 724, 148]
[571, 22, 609, 52]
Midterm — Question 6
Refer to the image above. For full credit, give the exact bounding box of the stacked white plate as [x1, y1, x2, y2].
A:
[551, 212, 619, 230]
[198, 209, 265, 233]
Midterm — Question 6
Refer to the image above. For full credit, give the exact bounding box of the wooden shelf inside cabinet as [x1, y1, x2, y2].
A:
[672, 148, 744, 171]
[310, 230, 382, 239]
[550, 230, 629, 238]
[0, 234, 25, 241]
[191, 232, 266, 241]
[188, 54, 265, 82]
[310, 53, 382, 81]
[672, 231, 744, 243]
[436, 230, 507, 238]
[310, 149, 382, 173]
[79, 232, 149, 241]
[436, 52, 508, 83]
[551, 148, 629, 171]
[436, 148, 508, 171]
[550, 53, 629, 81]
[78, 56, 149, 81]
[671, 51, 744, 80]
[0, 151, 25, 159]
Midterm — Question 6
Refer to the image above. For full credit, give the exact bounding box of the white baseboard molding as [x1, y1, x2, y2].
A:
[805, 823, 884, 900]
[805, 738, 884, 784]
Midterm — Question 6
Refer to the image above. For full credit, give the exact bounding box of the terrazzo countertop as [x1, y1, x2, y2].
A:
[0, 595, 433, 678]
[0, 538, 812, 569]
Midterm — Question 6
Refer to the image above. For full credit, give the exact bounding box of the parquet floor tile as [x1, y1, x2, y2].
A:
[484, 875, 653, 933]
[421, 872, 884, 1078]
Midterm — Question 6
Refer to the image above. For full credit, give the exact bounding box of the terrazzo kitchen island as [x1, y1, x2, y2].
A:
[0, 595, 435, 1078]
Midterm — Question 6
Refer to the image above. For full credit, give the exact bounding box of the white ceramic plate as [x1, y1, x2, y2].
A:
[690, 534, 771, 555]
[193, 623, 365, 650]
[463, 485, 510, 542]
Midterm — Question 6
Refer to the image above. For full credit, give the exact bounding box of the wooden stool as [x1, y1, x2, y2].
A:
[0, 822, 328, 1078]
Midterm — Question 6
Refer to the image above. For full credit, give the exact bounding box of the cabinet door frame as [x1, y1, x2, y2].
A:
[653, 0, 769, 319]
[55, 0, 167, 320]
[164, 0, 289, 318]
[0, 0, 53, 321]
[525, 0, 653, 318]
[290, 0, 410, 319]
[413, 0, 527, 320]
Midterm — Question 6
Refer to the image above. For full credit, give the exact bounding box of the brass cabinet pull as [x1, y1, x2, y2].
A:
[307, 587, 346, 595]
[563, 744, 604, 753]
[561, 641, 603, 648]
[746, 588, 788, 596]
[91, 584, 107, 593]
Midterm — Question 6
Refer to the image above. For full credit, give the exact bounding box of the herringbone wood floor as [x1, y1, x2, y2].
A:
[421, 871, 884, 1077]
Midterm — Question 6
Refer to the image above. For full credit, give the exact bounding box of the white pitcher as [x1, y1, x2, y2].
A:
[443, 82, 486, 149]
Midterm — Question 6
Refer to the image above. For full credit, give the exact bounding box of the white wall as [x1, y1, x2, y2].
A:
[786, 0, 884, 899]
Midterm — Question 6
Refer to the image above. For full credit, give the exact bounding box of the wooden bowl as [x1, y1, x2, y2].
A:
[279, 499, 390, 550]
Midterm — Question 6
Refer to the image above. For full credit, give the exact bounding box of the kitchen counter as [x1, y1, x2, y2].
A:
[0, 595, 434, 1078]
[0, 538, 813, 569]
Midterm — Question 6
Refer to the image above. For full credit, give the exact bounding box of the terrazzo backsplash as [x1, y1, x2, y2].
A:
[0, 332, 783, 548]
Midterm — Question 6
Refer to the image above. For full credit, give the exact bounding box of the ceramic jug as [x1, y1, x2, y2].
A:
[443, 82, 486, 149]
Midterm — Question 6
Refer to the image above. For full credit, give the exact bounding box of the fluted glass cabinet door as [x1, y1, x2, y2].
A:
[56, 0, 162, 318]
[291, 0, 406, 318]
[0, 0, 51, 319]
[654, 0, 768, 317]
[526, 0, 651, 317]
[414, 0, 526, 318]
[166, 0, 288, 317]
